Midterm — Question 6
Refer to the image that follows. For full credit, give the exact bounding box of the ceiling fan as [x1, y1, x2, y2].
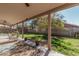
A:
[25, 3, 30, 7]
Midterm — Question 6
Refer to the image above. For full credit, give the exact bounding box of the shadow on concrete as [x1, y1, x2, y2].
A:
[44, 49, 50, 56]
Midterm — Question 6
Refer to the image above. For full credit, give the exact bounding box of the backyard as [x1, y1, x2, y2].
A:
[20, 33, 79, 56]
[0, 3, 79, 56]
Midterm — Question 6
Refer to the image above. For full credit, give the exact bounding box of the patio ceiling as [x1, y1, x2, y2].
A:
[0, 3, 78, 25]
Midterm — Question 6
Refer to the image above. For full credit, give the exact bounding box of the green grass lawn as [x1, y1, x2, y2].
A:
[63, 38, 79, 49]
[52, 37, 79, 56]
[19, 33, 47, 41]
[20, 33, 79, 56]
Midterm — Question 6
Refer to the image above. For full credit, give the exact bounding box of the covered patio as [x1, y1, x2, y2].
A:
[0, 3, 78, 56]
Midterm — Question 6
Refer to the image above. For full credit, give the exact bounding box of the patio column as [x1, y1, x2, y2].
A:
[17, 24, 19, 38]
[48, 12, 52, 50]
[10, 25, 12, 34]
[22, 22, 24, 39]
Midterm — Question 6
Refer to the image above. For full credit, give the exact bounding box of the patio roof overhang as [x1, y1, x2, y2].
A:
[0, 3, 78, 25]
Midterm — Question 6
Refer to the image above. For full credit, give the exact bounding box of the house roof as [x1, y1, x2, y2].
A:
[0, 3, 78, 25]
[65, 23, 79, 28]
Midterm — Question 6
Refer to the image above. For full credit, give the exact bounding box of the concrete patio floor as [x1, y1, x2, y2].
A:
[48, 50, 65, 56]
[39, 47, 65, 56]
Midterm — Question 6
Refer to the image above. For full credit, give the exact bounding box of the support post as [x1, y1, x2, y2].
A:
[9, 25, 12, 40]
[17, 24, 19, 38]
[22, 22, 24, 39]
[48, 12, 52, 50]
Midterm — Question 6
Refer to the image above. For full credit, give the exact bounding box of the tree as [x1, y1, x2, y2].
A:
[51, 13, 65, 30]
[30, 19, 38, 30]
[28, 13, 65, 32]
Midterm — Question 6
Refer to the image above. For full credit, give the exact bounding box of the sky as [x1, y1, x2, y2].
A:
[57, 5, 79, 26]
